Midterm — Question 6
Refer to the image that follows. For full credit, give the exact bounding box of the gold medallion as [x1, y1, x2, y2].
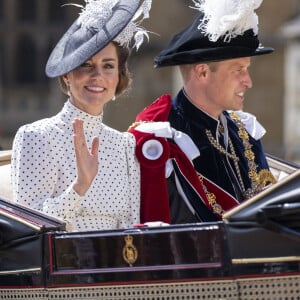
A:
[122, 235, 138, 266]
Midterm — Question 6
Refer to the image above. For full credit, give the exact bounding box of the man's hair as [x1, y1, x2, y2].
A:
[179, 64, 194, 84]
[179, 61, 219, 83]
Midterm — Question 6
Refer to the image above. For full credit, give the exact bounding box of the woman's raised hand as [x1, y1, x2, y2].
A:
[72, 118, 99, 196]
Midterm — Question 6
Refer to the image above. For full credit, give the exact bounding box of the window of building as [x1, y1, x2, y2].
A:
[15, 35, 37, 84]
[0, 38, 5, 85]
[17, 0, 37, 21]
[0, 0, 4, 20]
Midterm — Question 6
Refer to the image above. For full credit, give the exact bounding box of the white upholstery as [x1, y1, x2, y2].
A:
[0, 150, 297, 204]
[0, 150, 13, 201]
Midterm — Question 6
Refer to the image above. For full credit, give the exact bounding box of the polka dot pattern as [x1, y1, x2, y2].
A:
[11, 100, 140, 231]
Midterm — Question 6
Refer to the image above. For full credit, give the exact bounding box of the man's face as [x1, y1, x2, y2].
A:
[205, 57, 253, 116]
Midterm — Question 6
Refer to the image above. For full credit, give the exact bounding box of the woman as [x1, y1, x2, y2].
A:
[11, 0, 152, 231]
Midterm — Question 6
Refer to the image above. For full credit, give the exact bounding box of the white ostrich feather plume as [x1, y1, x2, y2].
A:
[191, 0, 263, 42]
[69, 0, 152, 50]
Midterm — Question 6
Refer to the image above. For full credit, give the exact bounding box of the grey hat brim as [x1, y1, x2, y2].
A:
[45, 0, 141, 78]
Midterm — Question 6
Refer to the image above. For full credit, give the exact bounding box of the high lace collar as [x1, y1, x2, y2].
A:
[60, 99, 104, 131]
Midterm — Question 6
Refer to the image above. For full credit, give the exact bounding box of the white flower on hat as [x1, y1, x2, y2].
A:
[74, 0, 152, 50]
[191, 0, 263, 42]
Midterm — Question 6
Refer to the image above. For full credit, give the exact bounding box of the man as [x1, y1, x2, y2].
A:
[130, 0, 276, 224]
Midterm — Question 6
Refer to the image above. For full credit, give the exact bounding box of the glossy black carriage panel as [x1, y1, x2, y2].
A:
[224, 170, 300, 277]
[225, 169, 300, 223]
[0, 154, 300, 298]
[0, 198, 65, 287]
[50, 223, 229, 284]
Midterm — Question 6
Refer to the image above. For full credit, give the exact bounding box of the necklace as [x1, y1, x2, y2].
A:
[206, 113, 266, 200]
[229, 112, 264, 199]
[206, 129, 239, 162]
[206, 128, 246, 193]
[182, 88, 268, 199]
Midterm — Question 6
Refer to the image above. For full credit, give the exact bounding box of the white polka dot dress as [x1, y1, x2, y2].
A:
[11, 100, 140, 231]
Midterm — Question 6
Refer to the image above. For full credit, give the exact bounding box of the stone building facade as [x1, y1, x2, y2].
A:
[0, 0, 300, 163]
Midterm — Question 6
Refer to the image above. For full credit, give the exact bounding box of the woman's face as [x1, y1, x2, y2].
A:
[63, 43, 119, 115]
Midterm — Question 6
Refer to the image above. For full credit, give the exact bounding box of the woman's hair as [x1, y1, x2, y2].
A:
[114, 41, 132, 97]
[58, 41, 132, 98]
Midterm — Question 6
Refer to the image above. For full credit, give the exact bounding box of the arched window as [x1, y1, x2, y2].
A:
[15, 35, 37, 84]
[17, 0, 37, 22]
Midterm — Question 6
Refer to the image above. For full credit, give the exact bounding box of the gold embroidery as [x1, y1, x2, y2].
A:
[230, 112, 277, 196]
[230, 112, 263, 198]
[128, 120, 151, 131]
[229, 113, 239, 121]
[258, 169, 277, 186]
[206, 112, 275, 200]
[248, 170, 259, 181]
[238, 129, 249, 140]
[245, 149, 255, 161]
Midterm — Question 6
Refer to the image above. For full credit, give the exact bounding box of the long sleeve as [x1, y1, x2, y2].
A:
[11, 100, 141, 231]
[11, 124, 82, 224]
[118, 132, 140, 228]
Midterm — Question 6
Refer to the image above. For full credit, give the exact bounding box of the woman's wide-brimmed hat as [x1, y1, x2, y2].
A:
[154, 0, 273, 68]
[46, 0, 152, 78]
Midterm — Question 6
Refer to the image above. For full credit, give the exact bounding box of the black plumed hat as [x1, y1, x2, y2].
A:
[154, 0, 273, 68]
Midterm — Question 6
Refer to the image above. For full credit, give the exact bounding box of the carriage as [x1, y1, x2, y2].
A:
[0, 151, 300, 300]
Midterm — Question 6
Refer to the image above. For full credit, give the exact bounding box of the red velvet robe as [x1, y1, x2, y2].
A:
[129, 94, 239, 224]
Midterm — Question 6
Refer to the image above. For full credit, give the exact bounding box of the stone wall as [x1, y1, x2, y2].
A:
[0, 0, 299, 162]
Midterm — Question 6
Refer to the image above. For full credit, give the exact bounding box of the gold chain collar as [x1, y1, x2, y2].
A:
[205, 112, 271, 199]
